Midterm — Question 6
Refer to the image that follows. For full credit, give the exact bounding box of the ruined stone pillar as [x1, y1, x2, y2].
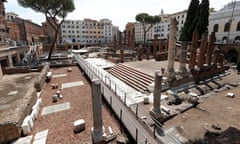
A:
[113, 35, 116, 49]
[8, 53, 13, 68]
[167, 18, 177, 79]
[128, 31, 131, 48]
[0, 63, 3, 79]
[213, 48, 220, 67]
[120, 49, 124, 63]
[146, 46, 150, 60]
[16, 53, 21, 65]
[151, 70, 162, 115]
[160, 39, 164, 52]
[138, 46, 142, 61]
[131, 29, 135, 49]
[153, 35, 158, 58]
[123, 31, 126, 48]
[197, 32, 208, 70]
[179, 42, 188, 74]
[189, 30, 199, 71]
[131, 33, 135, 49]
[206, 32, 216, 66]
[91, 79, 105, 144]
[119, 32, 122, 49]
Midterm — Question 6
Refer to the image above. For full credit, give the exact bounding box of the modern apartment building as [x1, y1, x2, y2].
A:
[209, 1, 240, 44]
[61, 18, 117, 45]
[134, 9, 187, 44]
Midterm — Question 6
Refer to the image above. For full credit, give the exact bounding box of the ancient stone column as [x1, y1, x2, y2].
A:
[213, 48, 219, 66]
[197, 32, 208, 70]
[138, 45, 142, 61]
[153, 35, 158, 58]
[179, 42, 188, 75]
[8, 54, 13, 68]
[159, 39, 164, 52]
[146, 46, 150, 60]
[128, 31, 131, 48]
[189, 30, 199, 71]
[151, 70, 162, 115]
[113, 35, 116, 49]
[0, 63, 3, 79]
[91, 79, 105, 144]
[131, 29, 135, 49]
[119, 32, 122, 49]
[206, 32, 216, 66]
[16, 53, 21, 65]
[123, 31, 126, 48]
[167, 18, 177, 79]
[120, 49, 124, 63]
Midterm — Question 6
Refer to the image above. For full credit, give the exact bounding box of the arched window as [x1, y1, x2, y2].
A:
[213, 24, 219, 32]
[224, 22, 231, 32]
[237, 21, 240, 31]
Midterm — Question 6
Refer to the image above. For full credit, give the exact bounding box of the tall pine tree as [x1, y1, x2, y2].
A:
[196, 0, 209, 37]
[179, 0, 199, 41]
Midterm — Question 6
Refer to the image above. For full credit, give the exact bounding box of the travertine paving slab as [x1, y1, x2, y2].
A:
[13, 135, 33, 144]
[41, 102, 70, 116]
[33, 129, 48, 144]
[61, 81, 84, 89]
[52, 73, 67, 78]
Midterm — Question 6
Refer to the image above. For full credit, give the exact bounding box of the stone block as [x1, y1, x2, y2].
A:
[13, 135, 33, 144]
[30, 108, 38, 120]
[22, 117, 31, 135]
[52, 95, 58, 103]
[73, 119, 85, 133]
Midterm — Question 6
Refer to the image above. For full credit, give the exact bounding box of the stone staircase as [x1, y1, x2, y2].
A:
[108, 64, 154, 92]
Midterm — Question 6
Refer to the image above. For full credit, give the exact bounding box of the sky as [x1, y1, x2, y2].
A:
[5, 0, 234, 31]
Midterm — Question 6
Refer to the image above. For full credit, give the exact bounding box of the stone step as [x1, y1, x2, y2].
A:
[113, 65, 153, 85]
[112, 66, 150, 87]
[117, 64, 154, 82]
[111, 68, 149, 90]
[109, 70, 145, 92]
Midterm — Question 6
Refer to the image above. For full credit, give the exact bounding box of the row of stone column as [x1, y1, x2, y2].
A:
[189, 31, 224, 71]
[113, 31, 135, 50]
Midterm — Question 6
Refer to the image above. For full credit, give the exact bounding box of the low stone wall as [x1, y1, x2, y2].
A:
[5, 66, 31, 74]
[34, 64, 49, 92]
[5, 65, 45, 74]
[0, 87, 37, 143]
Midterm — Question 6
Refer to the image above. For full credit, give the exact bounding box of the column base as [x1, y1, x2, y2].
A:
[150, 110, 165, 123]
[91, 127, 106, 144]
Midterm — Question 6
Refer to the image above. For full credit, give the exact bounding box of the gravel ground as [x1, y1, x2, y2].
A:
[32, 66, 121, 144]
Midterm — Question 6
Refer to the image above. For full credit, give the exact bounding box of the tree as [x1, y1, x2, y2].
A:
[135, 13, 161, 49]
[17, 0, 75, 60]
[179, 0, 199, 41]
[196, 0, 209, 37]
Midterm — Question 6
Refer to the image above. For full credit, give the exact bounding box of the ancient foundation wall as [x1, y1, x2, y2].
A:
[0, 87, 37, 143]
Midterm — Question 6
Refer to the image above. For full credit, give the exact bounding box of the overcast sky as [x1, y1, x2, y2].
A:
[5, 0, 234, 31]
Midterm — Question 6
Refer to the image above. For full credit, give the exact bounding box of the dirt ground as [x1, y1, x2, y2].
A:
[32, 66, 122, 144]
[164, 70, 240, 143]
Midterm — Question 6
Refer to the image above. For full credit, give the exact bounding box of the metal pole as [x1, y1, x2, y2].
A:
[136, 128, 138, 143]
[115, 83, 117, 95]
[124, 93, 127, 105]
[136, 104, 139, 118]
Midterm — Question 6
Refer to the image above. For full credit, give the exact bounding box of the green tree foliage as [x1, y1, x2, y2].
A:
[135, 13, 161, 49]
[196, 0, 209, 37]
[180, 0, 210, 41]
[17, 0, 75, 60]
[179, 0, 199, 41]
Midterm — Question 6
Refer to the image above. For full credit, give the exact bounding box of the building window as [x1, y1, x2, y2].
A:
[237, 21, 240, 31]
[213, 24, 219, 32]
[224, 22, 230, 32]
